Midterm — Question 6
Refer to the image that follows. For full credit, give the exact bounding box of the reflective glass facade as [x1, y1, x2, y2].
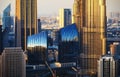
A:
[73, 0, 106, 75]
[27, 31, 48, 65]
[59, 23, 79, 63]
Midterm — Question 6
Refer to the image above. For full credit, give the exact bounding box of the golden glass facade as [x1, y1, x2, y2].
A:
[15, 0, 37, 50]
[73, 0, 106, 75]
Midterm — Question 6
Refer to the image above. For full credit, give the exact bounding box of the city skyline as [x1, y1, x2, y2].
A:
[0, 0, 120, 77]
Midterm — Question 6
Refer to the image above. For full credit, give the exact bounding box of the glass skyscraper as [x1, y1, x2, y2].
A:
[58, 23, 79, 63]
[59, 8, 72, 28]
[27, 31, 48, 65]
[73, 0, 107, 76]
[15, 0, 37, 50]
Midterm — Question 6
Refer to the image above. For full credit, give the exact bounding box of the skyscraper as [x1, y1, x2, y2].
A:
[2, 4, 15, 48]
[73, 0, 106, 75]
[2, 47, 26, 77]
[59, 8, 71, 28]
[27, 31, 48, 65]
[58, 23, 79, 63]
[15, 0, 37, 50]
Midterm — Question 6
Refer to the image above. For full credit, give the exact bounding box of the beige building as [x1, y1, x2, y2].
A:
[15, 0, 37, 50]
[73, 0, 106, 75]
[2, 47, 26, 77]
[98, 55, 116, 77]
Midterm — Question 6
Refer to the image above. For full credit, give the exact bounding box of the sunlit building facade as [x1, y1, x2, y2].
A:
[15, 0, 37, 50]
[59, 8, 71, 28]
[73, 0, 107, 75]
[110, 42, 120, 56]
[27, 31, 48, 65]
[59, 23, 79, 63]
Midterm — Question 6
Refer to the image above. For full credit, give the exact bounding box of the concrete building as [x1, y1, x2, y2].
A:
[15, 0, 37, 50]
[73, 0, 106, 76]
[2, 47, 26, 77]
[98, 54, 116, 77]
[59, 8, 71, 28]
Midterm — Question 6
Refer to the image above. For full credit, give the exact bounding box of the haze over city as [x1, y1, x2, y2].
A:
[0, 0, 120, 16]
[0, 0, 120, 77]
[38, 0, 120, 16]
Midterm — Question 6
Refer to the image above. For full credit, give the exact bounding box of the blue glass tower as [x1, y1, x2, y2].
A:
[27, 31, 48, 65]
[2, 4, 15, 48]
[59, 23, 79, 63]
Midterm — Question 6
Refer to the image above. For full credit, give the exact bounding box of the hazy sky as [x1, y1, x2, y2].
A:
[107, 0, 120, 12]
[38, 0, 120, 16]
[0, 0, 120, 16]
[37, 0, 74, 16]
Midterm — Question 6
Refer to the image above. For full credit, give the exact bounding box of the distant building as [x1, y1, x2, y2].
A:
[110, 42, 120, 55]
[58, 23, 79, 63]
[2, 47, 26, 77]
[107, 12, 120, 19]
[98, 54, 117, 77]
[59, 8, 71, 28]
[38, 19, 41, 33]
[27, 31, 48, 65]
[2, 4, 15, 48]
